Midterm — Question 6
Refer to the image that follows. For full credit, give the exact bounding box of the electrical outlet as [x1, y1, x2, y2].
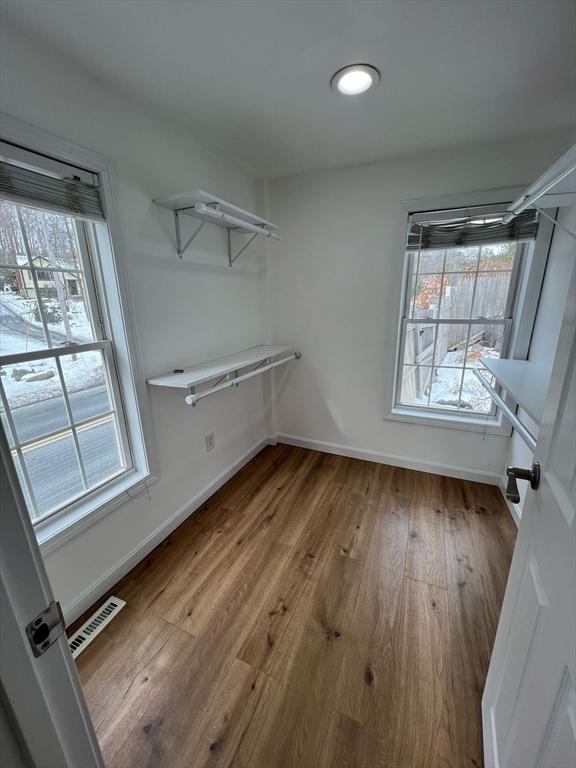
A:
[205, 432, 215, 452]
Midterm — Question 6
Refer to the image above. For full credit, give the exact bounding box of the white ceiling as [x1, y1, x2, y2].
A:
[3, 0, 575, 178]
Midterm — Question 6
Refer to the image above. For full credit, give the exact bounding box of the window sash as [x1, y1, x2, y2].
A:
[0, 339, 109, 367]
[0, 338, 132, 524]
[394, 240, 523, 417]
[0, 202, 133, 524]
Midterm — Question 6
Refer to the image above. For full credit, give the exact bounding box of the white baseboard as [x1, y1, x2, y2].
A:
[62, 437, 270, 625]
[498, 479, 521, 527]
[275, 433, 502, 485]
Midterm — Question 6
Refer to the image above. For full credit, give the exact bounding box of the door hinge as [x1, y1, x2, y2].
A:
[25, 601, 65, 657]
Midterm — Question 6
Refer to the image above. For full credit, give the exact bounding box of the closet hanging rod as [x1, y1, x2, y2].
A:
[186, 352, 301, 407]
[502, 144, 576, 224]
[192, 203, 282, 240]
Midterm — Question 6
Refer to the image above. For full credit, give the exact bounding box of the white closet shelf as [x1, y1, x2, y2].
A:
[474, 359, 550, 451]
[480, 359, 548, 423]
[147, 345, 300, 407]
[154, 189, 281, 263]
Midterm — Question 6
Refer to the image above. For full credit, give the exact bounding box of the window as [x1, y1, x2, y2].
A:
[392, 204, 539, 423]
[0, 142, 146, 530]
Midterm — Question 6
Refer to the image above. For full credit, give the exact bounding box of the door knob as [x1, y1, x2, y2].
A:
[505, 462, 540, 503]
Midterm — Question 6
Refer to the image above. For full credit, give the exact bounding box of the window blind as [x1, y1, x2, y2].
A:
[406, 208, 538, 251]
[0, 160, 105, 221]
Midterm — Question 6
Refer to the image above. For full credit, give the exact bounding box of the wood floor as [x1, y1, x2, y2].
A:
[72, 444, 516, 768]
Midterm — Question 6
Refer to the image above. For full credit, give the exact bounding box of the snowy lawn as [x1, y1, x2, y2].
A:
[411, 341, 499, 412]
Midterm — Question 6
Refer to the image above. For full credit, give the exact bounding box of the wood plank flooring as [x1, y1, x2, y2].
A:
[71, 444, 516, 768]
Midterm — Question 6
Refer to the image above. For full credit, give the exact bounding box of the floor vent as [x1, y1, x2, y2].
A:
[68, 596, 126, 659]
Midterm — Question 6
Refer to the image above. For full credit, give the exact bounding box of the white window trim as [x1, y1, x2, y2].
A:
[1, 113, 157, 553]
[383, 186, 554, 434]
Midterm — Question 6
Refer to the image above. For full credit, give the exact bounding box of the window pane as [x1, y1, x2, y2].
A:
[471, 272, 512, 318]
[478, 242, 517, 271]
[414, 249, 445, 274]
[428, 367, 465, 410]
[0, 358, 69, 443]
[60, 349, 112, 422]
[11, 451, 35, 515]
[442, 273, 475, 318]
[432, 323, 504, 368]
[460, 369, 493, 413]
[0, 268, 49, 355]
[398, 364, 433, 406]
[17, 205, 83, 270]
[0, 200, 25, 260]
[0, 397, 14, 447]
[405, 269, 418, 314]
[463, 325, 505, 367]
[445, 247, 479, 273]
[432, 323, 470, 367]
[77, 416, 123, 486]
[410, 274, 444, 319]
[21, 430, 85, 519]
[403, 323, 436, 365]
[35, 270, 96, 345]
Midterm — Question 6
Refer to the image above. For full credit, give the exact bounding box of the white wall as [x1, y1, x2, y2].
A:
[266, 134, 572, 481]
[503, 203, 576, 518]
[0, 25, 270, 620]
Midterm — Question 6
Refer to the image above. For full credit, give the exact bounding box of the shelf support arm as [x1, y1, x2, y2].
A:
[228, 231, 259, 266]
[174, 210, 206, 259]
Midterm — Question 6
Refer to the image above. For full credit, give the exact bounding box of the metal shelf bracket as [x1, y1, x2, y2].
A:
[174, 207, 263, 265]
[174, 209, 206, 259]
[228, 230, 259, 267]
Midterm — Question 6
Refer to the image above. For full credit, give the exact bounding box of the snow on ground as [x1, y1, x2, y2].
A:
[410, 341, 499, 413]
[1, 292, 93, 345]
[1, 350, 106, 409]
[0, 330, 45, 357]
[1, 292, 104, 409]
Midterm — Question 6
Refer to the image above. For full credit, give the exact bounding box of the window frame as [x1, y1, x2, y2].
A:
[395, 241, 522, 418]
[0, 114, 156, 553]
[384, 188, 553, 435]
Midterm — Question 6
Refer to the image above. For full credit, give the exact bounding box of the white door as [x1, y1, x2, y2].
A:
[482, 263, 576, 767]
[0, 426, 103, 768]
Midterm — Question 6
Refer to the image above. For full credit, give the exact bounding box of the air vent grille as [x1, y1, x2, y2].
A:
[68, 596, 126, 659]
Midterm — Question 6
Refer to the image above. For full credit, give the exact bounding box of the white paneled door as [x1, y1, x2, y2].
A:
[0, 423, 103, 767]
[482, 264, 576, 768]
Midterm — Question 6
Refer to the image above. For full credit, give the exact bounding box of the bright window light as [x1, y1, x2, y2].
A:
[331, 64, 380, 96]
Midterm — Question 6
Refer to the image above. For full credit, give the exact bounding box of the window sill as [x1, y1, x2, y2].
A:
[385, 406, 512, 436]
[36, 469, 158, 556]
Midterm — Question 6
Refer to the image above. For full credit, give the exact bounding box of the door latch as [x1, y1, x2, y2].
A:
[25, 601, 65, 657]
[506, 462, 540, 503]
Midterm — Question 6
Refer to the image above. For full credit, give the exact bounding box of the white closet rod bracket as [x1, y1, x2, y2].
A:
[186, 352, 301, 407]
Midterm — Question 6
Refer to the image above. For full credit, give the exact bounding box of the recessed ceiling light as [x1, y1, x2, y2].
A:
[330, 64, 380, 96]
